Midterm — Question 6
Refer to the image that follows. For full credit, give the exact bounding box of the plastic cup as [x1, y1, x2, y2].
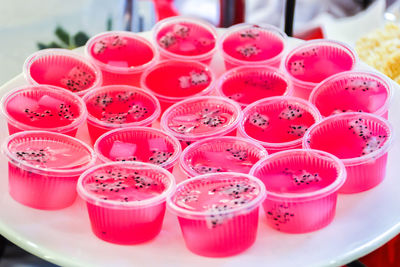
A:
[140, 60, 215, 112]
[3, 131, 96, 210]
[167, 172, 266, 257]
[283, 39, 358, 100]
[216, 65, 293, 108]
[238, 96, 322, 154]
[94, 126, 181, 173]
[219, 23, 287, 70]
[23, 49, 102, 97]
[180, 136, 268, 178]
[85, 31, 158, 86]
[1, 85, 87, 137]
[303, 112, 393, 193]
[250, 149, 346, 233]
[160, 96, 243, 149]
[77, 161, 175, 245]
[153, 16, 217, 65]
[82, 85, 161, 144]
[309, 71, 392, 119]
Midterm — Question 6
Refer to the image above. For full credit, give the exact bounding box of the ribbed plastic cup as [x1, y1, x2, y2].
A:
[1, 85, 87, 137]
[94, 127, 181, 173]
[219, 23, 287, 70]
[77, 161, 175, 245]
[180, 136, 268, 178]
[303, 112, 393, 193]
[160, 96, 243, 149]
[85, 31, 158, 86]
[82, 85, 161, 144]
[238, 96, 322, 154]
[23, 49, 102, 97]
[216, 65, 293, 108]
[250, 149, 346, 233]
[283, 39, 358, 100]
[3, 131, 96, 210]
[309, 71, 392, 119]
[140, 60, 215, 112]
[153, 16, 217, 65]
[167, 172, 266, 257]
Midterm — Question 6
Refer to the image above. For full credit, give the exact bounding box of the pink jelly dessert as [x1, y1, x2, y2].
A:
[141, 60, 215, 111]
[303, 112, 393, 193]
[77, 162, 175, 244]
[83, 85, 161, 143]
[85, 31, 157, 86]
[238, 96, 321, 153]
[284, 40, 357, 99]
[153, 16, 217, 64]
[309, 71, 392, 119]
[250, 149, 346, 233]
[1, 85, 87, 136]
[3, 131, 95, 210]
[219, 23, 287, 70]
[167, 172, 266, 257]
[94, 127, 181, 172]
[216, 65, 292, 108]
[23, 49, 102, 96]
[160, 96, 243, 149]
[180, 136, 268, 177]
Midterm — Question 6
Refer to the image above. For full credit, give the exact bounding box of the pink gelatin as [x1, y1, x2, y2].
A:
[284, 40, 357, 99]
[85, 31, 157, 86]
[141, 60, 215, 111]
[3, 131, 95, 210]
[160, 96, 243, 149]
[83, 85, 161, 144]
[77, 162, 175, 244]
[238, 96, 321, 154]
[219, 23, 287, 70]
[1, 85, 87, 136]
[23, 49, 102, 96]
[303, 112, 393, 193]
[216, 65, 292, 108]
[180, 136, 268, 177]
[250, 149, 346, 233]
[309, 71, 392, 119]
[153, 16, 217, 64]
[94, 127, 181, 172]
[167, 172, 266, 257]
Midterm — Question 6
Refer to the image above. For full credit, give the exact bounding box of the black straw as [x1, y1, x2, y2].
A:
[284, 0, 296, 37]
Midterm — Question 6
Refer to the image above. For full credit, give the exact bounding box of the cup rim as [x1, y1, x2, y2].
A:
[77, 161, 176, 209]
[167, 172, 266, 219]
[84, 30, 158, 74]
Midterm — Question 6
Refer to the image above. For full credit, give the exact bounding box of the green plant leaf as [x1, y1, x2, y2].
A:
[55, 26, 70, 46]
[37, 42, 48, 50]
[47, 42, 63, 48]
[107, 17, 113, 31]
[73, 32, 90, 47]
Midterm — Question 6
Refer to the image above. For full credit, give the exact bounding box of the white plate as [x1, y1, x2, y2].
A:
[1, 31, 400, 267]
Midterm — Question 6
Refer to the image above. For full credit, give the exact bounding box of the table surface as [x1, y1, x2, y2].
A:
[1, 32, 400, 267]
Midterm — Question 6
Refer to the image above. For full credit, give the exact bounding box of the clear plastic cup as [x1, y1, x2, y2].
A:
[3, 131, 96, 210]
[77, 161, 175, 245]
[219, 23, 287, 70]
[140, 59, 215, 112]
[303, 112, 393, 193]
[238, 96, 322, 154]
[283, 39, 358, 100]
[160, 96, 243, 149]
[216, 65, 293, 108]
[250, 149, 346, 233]
[1, 85, 87, 137]
[94, 126, 181, 173]
[23, 49, 102, 97]
[153, 16, 217, 65]
[82, 85, 161, 144]
[85, 31, 158, 87]
[309, 71, 392, 119]
[180, 136, 268, 178]
[167, 172, 266, 257]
